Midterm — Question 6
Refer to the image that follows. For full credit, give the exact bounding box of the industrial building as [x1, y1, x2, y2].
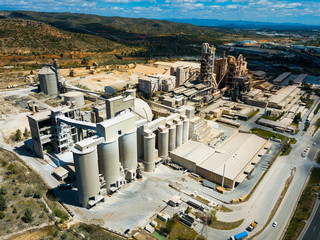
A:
[170, 131, 270, 189]
[257, 118, 295, 134]
[27, 107, 94, 158]
[210, 102, 256, 121]
[138, 74, 176, 97]
[267, 85, 301, 109]
[272, 72, 291, 84]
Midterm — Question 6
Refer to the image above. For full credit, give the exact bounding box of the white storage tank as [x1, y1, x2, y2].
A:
[144, 132, 156, 172]
[73, 138, 101, 208]
[158, 125, 169, 159]
[97, 138, 122, 193]
[167, 122, 176, 152]
[119, 129, 138, 180]
[38, 65, 59, 96]
[64, 91, 85, 107]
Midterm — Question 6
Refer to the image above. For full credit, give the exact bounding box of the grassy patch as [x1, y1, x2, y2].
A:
[284, 168, 320, 240]
[152, 230, 166, 240]
[219, 205, 233, 212]
[154, 215, 197, 240]
[280, 138, 296, 156]
[261, 115, 278, 121]
[210, 219, 244, 230]
[75, 83, 90, 90]
[288, 138, 297, 145]
[167, 221, 197, 240]
[280, 144, 292, 156]
[250, 128, 285, 141]
[0, 148, 69, 237]
[314, 102, 320, 115]
[312, 118, 320, 136]
[247, 110, 259, 120]
[195, 196, 210, 205]
[10, 223, 125, 240]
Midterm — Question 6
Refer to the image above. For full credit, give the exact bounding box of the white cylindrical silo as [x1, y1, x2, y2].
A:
[167, 122, 176, 152]
[143, 133, 156, 172]
[97, 138, 121, 193]
[73, 145, 100, 208]
[119, 130, 138, 175]
[174, 119, 183, 148]
[158, 126, 169, 158]
[38, 65, 58, 96]
[182, 118, 190, 144]
[137, 130, 144, 160]
[64, 91, 85, 107]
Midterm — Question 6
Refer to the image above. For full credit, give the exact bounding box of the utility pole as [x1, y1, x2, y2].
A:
[221, 162, 226, 189]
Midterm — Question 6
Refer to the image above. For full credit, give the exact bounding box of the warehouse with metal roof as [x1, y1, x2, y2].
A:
[170, 131, 269, 189]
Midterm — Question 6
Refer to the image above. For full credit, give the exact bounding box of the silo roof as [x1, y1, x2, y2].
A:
[38, 65, 55, 75]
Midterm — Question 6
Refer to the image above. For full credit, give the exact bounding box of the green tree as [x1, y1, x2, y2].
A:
[15, 129, 22, 141]
[0, 195, 7, 211]
[0, 211, 5, 219]
[0, 187, 7, 195]
[24, 188, 33, 198]
[22, 208, 33, 223]
[23, 127, 30, 138]
[33, 188, 43, 199]
[293, 112, 302, 124]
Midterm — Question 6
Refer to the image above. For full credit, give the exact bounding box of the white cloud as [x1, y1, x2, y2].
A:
[226, 4, 237, 8]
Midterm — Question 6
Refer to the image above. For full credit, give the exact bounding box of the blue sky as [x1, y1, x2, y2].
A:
[1, 0, 320, 25]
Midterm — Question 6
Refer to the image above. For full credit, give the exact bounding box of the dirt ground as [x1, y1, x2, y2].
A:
[69, 71, 140, 92]
[0, 96, 30, 143]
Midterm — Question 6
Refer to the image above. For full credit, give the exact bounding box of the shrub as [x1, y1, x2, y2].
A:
[33, 189, 43, 199]
[14, 129, 22, 141]
[61, 232, 68, 239]
[22, 208, 33, 223]
[0, 187, 7, 195]
[54, 209, 68, 221]
[0, 195, 6, 211]
[23, 127, 30, 138]
[0, 211, 5, 219]
[24, 188, 33, 197]
[52, 229, 59, 237]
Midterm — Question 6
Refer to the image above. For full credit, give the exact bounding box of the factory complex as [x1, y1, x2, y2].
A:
[11, 40, 320, 239]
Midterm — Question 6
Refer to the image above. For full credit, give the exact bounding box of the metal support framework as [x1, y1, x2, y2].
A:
[200, 43, 217, 91]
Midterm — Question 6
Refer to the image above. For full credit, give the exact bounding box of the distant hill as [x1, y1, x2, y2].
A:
[0, 11, 232, 57]
[6, 11, 215, 37]
[165, 18, 320, 30]
[0, 18, 124, 54]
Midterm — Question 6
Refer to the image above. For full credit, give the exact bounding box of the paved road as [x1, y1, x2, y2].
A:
[302, 200, 320, 240]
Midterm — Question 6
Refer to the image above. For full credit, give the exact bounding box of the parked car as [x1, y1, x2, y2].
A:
[272, 221, 278, 227]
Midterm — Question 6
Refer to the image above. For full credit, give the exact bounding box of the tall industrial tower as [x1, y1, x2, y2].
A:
[200, 43, 217, 91]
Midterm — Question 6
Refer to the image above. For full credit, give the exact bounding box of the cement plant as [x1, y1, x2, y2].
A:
[1, 38, 320, 240]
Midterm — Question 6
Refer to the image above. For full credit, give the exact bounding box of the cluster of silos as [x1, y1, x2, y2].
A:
[72, 137, 104, 208]
[96, 113, 138, 193]
[38, 64, 60, 96]
[72, 113, 139, 207]
[141, 114, 190, 172]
